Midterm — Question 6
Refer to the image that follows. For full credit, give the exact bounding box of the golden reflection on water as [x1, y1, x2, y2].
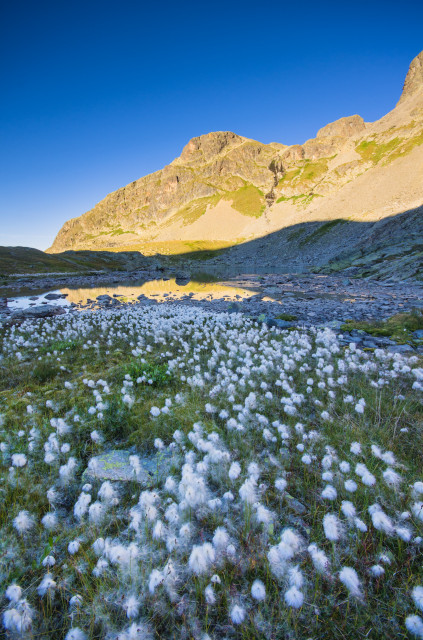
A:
[60, 279, 265, 305]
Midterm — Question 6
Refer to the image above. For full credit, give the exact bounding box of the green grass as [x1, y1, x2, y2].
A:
[341, 310, 423, 342]
[276, 313, 298, 321]
[223, 184, 266, 217]
[355, 137, 402, 164]
[167, 194, 221, 226]
[1, 307, 422, 639]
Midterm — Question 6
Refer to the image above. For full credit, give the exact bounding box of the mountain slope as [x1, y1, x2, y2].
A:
[48, 51, 423, 271]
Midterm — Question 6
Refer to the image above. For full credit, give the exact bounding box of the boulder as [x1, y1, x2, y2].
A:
[44, 293, 62, 300]
[387, 344, 414, 353]
[82, 449, 172, 485]
[96, 294, 113, 302]
[10, 305, 66, 320]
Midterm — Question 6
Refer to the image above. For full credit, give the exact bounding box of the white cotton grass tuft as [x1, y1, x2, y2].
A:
[308, 544, 330, 574]
[12, 453, 27, 467]
[123, 595, 140, 618]
[321, 485, 337, 500]
[339, 567, 361, 597]
[148, 569, 164, 594]
[370, 564, 385, 577]
[37, 573, 56, 597]
[2, 599, 34, 633]
[340, 500, 356, 518]
[13, 510, 35, 534]
[370, 507, 394, 535]
[413, 586, 423, 612]
[275, 477, 287, 492]
[405, 615, 423, 638]
[69, 595, 83, 608]
[65, 629, 87, 640]
[212, 527, 229, 550]
[68, 540, 80, 555]
[344, 479, 358, 493]
[323, 513, 342, 541]
[284, 586, 304, 608]
[5, 583, 22, 603]
[228, 461, 241, 480]
[251, 579, 266, 601]
[188, 543, 215, 575]
[42, 555, 56, 567]
[205, 584, 216, 605]
[350, 442, 361, 455]
[74, 492, 91, 520]
[230, 604, 246, 624]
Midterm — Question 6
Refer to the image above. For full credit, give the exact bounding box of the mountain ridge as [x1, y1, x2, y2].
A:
[48, 51, 423, 271]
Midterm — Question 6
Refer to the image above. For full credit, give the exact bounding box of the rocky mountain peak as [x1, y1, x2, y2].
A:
[316, 115, 366, 139]
[398, 50, 423, 104]
[177, 131, 246, 165]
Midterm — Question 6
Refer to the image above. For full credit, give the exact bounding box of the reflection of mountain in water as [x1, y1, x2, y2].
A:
[60, 278, 261, 305]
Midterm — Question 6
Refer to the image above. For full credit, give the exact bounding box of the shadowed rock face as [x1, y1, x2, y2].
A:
[49, 51, 423, 257]
[398, 50, 423, 104]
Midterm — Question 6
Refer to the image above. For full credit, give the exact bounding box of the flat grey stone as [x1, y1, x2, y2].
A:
[413, 330, 423, 339]
[10, 305, 66, 320]
[82, 449, 172, 485]
[363, 340, 377, 348]
[387, 344, 414, 353]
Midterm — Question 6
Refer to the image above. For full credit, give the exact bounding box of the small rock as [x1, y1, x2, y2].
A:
[284, 493, 307, 515]
[266, 317, 294, 328]
[362, 340, 377, 348]
[82, 449, 172, 485]
[175, 273, 190, 286]
[228, 302, 241, 313]
[413, 330, 423, 339]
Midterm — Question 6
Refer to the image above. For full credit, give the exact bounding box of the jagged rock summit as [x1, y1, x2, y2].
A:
[49, 50, 423, 276]
[398, 50, 423, 104]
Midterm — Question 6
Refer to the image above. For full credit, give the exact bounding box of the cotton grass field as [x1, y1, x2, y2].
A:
[0, 304, 423, 639]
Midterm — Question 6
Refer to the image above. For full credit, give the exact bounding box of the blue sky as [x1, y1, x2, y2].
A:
[0, 0, 422, 250]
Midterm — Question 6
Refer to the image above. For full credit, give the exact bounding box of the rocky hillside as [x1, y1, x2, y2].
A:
[0, 246, 150, 276]
[48, 51, 423, 277]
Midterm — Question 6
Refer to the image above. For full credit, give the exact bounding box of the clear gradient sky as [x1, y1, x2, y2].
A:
[0, 0, 422, 250]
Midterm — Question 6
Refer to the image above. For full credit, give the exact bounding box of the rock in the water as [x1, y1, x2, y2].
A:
[175, 273, 190, 286]
[44, 293, 62, 300]
[10, 305, 66, 320]
[82, 449, 172, 484]
[96, 294, 113, 302]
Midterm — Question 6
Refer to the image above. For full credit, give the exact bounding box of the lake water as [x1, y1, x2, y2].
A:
[3, 277, 270, 311]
